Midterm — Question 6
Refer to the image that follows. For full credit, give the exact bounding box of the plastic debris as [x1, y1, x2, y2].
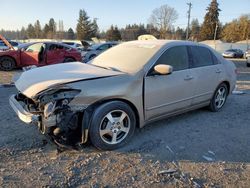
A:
[232, 90, 244, 95]
[158, 169, 177, 175]
[202, 155, 214, 161]
[208, 150, 215, 156]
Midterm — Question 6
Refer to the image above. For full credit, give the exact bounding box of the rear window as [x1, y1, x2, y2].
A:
[190, 46, 214, 68]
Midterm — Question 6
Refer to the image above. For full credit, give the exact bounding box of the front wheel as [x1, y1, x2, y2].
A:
[89, 101, 136, 150]
[0, 56, 16, 71]
[209, 83, 228, 112]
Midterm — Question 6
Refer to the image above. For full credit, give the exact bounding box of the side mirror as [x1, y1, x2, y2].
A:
[154, 64, 173, 75]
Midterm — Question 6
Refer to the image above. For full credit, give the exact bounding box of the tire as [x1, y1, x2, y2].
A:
[247, 63, 250, 67]
[63, 57, 75, 63]
[89, 101, 136, 150]
[0, 56, 15, 71]
[209, 83, 228, 112]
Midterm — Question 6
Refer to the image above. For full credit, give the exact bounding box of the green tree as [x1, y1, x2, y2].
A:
[91, 18, 99, 37]
[190, 19, 200, 41]
[34, 20, 42, 38]
[200, 0, 221, 41]
[47, 18, 56, 38]
[43, 24, 50, 38]
[67, 28, 75, 39]
[106, 25, 121, 41]
[76, 9, 94, 40]
[26, 24, 35, 38]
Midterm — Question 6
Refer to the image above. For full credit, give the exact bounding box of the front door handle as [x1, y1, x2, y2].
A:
[184, 75, 193, 81]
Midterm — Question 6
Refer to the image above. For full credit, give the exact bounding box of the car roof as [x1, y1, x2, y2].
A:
[121, 40, 209, 49]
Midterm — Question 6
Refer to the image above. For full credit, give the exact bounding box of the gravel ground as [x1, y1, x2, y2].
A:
[0, 60, 250, 187]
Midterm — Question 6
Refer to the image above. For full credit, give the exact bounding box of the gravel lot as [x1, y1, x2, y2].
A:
[0, 60, 250, 187]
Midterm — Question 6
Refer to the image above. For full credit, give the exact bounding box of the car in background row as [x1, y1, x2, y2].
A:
[0, 42, 82, 71]
[0, 40, 22, 51]
[82, 42, 118, 62]
[62, 42, 85, 52]
[244, 49, 250, 59]
[9, 40, 236, 150]
[246, 56, 250, 67]
[222, 49, 244, 58]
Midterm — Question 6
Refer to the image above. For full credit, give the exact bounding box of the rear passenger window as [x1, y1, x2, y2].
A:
[190, 46, 214, 68]
[156, 46, 189, 71]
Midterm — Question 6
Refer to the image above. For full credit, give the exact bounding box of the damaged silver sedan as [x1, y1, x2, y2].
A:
[9, 40, 237, 150]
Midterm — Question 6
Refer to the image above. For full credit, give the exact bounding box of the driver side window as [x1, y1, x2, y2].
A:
[155, 46, 189, 71]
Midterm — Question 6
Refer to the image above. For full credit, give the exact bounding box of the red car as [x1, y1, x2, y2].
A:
[0, 42, 82, 71]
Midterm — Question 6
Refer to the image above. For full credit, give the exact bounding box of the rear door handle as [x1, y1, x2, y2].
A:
[216, 69, 222, 73]
[184, 75, 193, 81]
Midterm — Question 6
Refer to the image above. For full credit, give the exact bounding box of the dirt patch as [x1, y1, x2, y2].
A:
[0, 70, 21, 84]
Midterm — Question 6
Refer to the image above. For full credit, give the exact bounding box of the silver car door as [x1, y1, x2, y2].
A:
[144, 45, 195, 121]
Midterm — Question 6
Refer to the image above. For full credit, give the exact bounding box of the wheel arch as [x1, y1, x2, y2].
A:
[219, 80, 230, 95]
[0, 55, 17, 64]
[90, 98, 140, 127]
[81, 98, 140, 144]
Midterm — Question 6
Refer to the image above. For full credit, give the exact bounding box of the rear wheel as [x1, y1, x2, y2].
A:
[89, 101, 136, 150]
[0, 56, 16, 71]
[209, 83, 228, 112]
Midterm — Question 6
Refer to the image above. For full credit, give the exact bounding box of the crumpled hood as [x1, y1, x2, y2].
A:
[15, 62, 124, 98]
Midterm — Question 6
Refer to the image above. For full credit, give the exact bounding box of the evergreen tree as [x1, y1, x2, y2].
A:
[190, 19, 200, 41]
[106, 25, 121, 41]
[76, 9, 93, 40]
[67, 28, 75, 39]
[47, 18, 56, 38]
[43, 24, 50, 38]
[34, 20, 42, 38]
[90, 18, 99, 37]
[26, 24, 35, 38]
[200, 0, 221, 40]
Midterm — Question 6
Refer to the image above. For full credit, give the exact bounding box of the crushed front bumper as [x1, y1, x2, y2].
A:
[9, 95, 40, 124]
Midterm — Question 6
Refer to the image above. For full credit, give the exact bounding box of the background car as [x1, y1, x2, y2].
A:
[222, 49, 244, 58]
[82, 41, 118, 62]
[246, 56, 250, 67]
[0, 40, 22, 51]
[0, 42, 82, 70]
[244, 49, 250, 59]
[10, 40, 236, 150]
[62, 42, 84, 52]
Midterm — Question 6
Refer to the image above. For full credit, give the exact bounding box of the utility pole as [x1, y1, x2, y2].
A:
[186, 2, 192, 40]
[214, 23, 218, 49]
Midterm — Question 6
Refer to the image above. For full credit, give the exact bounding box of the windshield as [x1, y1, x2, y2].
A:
[90, 41, 163, 73]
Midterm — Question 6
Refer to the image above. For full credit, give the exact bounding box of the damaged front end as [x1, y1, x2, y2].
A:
[10, 87, 87, 146]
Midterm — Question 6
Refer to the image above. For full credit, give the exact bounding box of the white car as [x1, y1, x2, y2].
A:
[82, 42, 118, 63]
[0, 40, 22, 51]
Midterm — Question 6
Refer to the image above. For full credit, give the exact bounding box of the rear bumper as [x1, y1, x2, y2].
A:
[9, 95, 40, 124]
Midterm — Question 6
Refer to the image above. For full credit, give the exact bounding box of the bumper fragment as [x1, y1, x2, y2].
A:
[9, 95, 40, 124]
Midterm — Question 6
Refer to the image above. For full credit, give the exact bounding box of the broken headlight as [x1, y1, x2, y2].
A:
[44, 101, 56, 118]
